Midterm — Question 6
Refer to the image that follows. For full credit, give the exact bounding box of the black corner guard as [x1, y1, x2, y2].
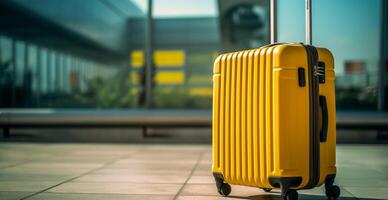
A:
[269, 176, 303, 189]
[325, 174, 336, 187]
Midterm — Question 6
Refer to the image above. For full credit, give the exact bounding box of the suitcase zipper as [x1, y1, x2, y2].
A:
[303, 44, 320, 189]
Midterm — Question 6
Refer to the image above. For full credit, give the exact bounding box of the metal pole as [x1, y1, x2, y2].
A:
[55, 52, 60, 92]
[36, 47, 41, 107]
[46, 50, 51, 95]
[270, 0, 277, 44]
[24, 43, 29, 107]
[11, 40, 16, 107]
[378, 0, 386, 111]
[145, 0, 153, 108]
[305, 0, 312, 45]
[23, 43, 28, 87]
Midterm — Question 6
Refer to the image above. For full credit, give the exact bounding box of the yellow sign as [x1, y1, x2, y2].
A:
[155, 71, 185, 84]
[154, 50, 185, 67]
[188, 74, 212, 84]
[189, 88, 212, 96]
[131, 50, 144, 68]
[131, 72, 140, 85]
[131, 87, 139, 95]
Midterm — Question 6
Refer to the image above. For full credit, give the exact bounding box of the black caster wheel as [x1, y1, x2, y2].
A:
[218, 183, 231, 196]
[263, 188, 272, 192]
[283, 189, 298, 200]
[326, 185, 340, 199]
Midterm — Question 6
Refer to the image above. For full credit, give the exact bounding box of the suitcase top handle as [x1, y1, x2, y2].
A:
[270, 0, 312, 45]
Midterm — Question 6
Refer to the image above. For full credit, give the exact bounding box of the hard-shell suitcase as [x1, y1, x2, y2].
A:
[212, 43, 339, 200]
[211, 2, 339, 199]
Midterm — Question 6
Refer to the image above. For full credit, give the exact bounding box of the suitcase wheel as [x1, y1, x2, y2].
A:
[214, 174, 231, 196]
[283, 189, 298, 200]
[262, 188, 272, 192]
[218, 183, 231, 196]
[325, 185, 340, 199]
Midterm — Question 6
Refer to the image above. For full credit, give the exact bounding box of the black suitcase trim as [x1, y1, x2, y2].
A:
[302, 44, 321, 189]
[268, 176, 303, 189]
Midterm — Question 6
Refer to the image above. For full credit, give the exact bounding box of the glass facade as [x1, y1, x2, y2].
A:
[0, 36, 125, 108]
[0, 0, 387, 111]
[0, 0, 143, 108]
[276, 0, 386, 111]
[129, 0, 220, 109]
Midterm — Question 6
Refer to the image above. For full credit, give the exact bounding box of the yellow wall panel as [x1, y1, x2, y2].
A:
[154, 50, 185, 67]
[131, 50, 144, 68]
[155, 71, 185, 84]
[131, 72, 140, 84]
[189, 88, 212, 96]
[131, 87, 139, 95]
[188, 74, 212, 84]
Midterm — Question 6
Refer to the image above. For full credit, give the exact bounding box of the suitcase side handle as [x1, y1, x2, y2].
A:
[319, 95, 328, 142]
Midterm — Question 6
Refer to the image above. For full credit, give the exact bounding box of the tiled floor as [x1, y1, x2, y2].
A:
[0, 143, 387, 200]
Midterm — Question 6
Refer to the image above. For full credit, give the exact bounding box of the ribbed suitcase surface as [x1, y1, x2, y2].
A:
[213, 48, 274, 188]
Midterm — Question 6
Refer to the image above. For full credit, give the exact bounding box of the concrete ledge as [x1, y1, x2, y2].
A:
[0, 109, 212, 128]
[1, 109, 388, 129]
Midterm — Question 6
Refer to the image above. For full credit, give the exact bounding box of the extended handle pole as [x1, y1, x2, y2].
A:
[270, 0, 276, 44]
[306, 0, 312, 45]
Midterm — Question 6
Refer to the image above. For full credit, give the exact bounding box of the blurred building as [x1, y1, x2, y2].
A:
[0, 0, 387, 112]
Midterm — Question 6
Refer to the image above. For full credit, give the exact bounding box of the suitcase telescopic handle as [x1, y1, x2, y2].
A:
[269, 0, 312, 44]
[319, 95, 328, 142]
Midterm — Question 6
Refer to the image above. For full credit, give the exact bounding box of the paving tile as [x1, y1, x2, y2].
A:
[28, 192, 174, 200]
[74, 174, 188, 183]
[177, 194, 357, 200]
[344, 187, 388, 199]
[336, 177, 388, 187]
[187, 176, 215, 184]
[298, 185, 356, 198]
[192, 170, 212, 176]
[177, 196, 244, 200]
[1, 143, 388, 199]
[93, 168, 192, 176]
[19, 162, 105, 169]
[0, 181, 58, 192]
[196, 163, 212, 171]
[0, 165, 91, 176]
[113, 158, 198, 165]
[336, 166, 385, 180]
[0, 191, 34, 200]
[179, 184, 358, 199]
[0, 172, 73, 182]
[109, 160, 196, 167]
[48, 182, 183, 195]
[0, 161, 23, 169]
[180, 184, 266, 196]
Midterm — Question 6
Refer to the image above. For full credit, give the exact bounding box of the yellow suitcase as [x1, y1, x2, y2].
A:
[212, 43, 339, 200]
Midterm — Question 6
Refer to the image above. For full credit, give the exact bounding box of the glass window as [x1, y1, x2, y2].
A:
[149, 0, 223, 108]
[384, 0, 388, 111]
[276, 0, 305, 42]
[276, 0, 384, 111]
[40, 49, 48, 97]
[0, 36, 13, 107]
[15, 41, 25, 88]
[153, 0, 218, 18]
[313, 0, 382, 111]
[0, 0, 147, 108]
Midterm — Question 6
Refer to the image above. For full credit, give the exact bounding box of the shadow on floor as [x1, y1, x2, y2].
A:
[230, 194, 369, 199]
